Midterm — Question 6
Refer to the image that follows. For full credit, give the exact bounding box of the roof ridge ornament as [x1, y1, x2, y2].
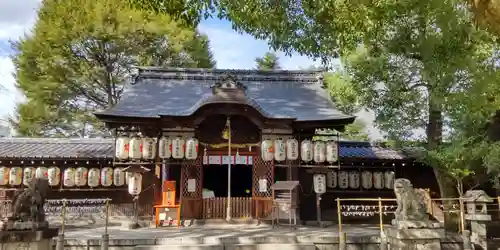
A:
[211, 73, 247, 95]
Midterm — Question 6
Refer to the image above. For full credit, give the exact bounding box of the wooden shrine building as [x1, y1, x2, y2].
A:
[0, 68, 440, 223]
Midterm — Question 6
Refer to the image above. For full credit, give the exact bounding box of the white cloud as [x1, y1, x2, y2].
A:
[0, 0, 40, 41]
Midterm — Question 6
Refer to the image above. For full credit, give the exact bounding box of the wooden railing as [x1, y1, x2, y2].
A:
[202, 197, 253, 219]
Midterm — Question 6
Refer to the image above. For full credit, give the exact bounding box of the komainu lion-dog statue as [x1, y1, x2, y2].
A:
[392, 178, 437, 229]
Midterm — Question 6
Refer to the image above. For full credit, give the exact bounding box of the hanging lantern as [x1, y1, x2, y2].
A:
[158, 137, 172, 159]
[75, 167, 88, 187]
[0, 167, 9, 186]
[327, 170, 337, 188]
[348, 171, 360, 189]
[35, 167, 48, 179]
[100, 167, 113, 187]
[313, 141, 326, 163]
[326, 141, 339, 163]
[47, 167, 60, 186]
[63, 168, 75, 187]
[338, 171, 348, 189]
[274, 139, 286, 162]
[384, 171, 395, 189]
[142, 137, 156, 160]
[128, 173, 142, 195]
[125, 172, 132, 185]
[115, 136, 130, 160]
[300, 140, 313, 162]
[260, 139, 274, 161]
[373, 172, 384, 189]
[361, 171, 373, 189]
[23, 167, 35, 186]
[128, 135, 142, 160]
[185, 138, 199, 160]
[9, 167, 22, 186]
[113, 168, 125, 186]
[285, 138, 299, 160]
[172, 137, 185, 159]
[88, 168, 100, 187]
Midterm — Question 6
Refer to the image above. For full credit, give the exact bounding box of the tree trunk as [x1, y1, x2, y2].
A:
[427, 91, 459, 231]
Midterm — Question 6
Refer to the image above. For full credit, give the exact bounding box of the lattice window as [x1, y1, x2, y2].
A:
[181, 157, 203, 198]
[253, 155, 273, 197]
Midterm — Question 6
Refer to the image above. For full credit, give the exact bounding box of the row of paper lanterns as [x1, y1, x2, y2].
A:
[260, 139, 338, 163]
[115, 136, 199, 161]
[326, 170, 395, 190]
[0, 166, 136, 188]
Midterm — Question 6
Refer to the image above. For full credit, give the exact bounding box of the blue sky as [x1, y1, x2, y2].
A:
[0, 1, 382, 139]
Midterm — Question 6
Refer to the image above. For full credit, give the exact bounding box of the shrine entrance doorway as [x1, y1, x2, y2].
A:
[203, 164, 252, 198]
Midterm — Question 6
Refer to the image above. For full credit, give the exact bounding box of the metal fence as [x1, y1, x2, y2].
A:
[0, 198, 153, 232]
[335, 194, 500, 236]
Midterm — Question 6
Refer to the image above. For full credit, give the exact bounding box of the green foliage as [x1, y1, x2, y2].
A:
[11, 0, 216, 137]
[255, 52, 280, 70]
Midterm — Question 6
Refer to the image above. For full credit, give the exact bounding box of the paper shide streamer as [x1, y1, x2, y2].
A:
[340, 205, 397, 217]
[43, 198, 111, 216]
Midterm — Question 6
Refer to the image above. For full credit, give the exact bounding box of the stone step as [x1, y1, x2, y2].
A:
[135, 245, 223, 250]
[135, 243, 316, 250]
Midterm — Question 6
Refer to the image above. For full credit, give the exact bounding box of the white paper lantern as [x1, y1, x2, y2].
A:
[300, 140, 313, 162]
[35, 167, 48, 179]
[285, 138, 299, 160]
[75, 167, 88, 187]
[128, 173, 142, 195]
[185, 138, 199, 160]
[313, 174, 327, 194]
[313, 141, 326, 163]
[23, 167, 35, 186]
[125, 172, 133, 185]
[158, 137, 172, 159]
[361, 171, 373, 189]
[338, 171, 349, 189]
[260, 139, 274, 161]
[326, 141, 338, 163]
[63, 168, 75, 187]
[0, 167, 9, 185]
[327, 170, 337, 188]
[384, 171, 395, 189]
[129, 136, 142, 160]
[47, 167, 60, 186]
[100, 167, 113, 187]
[274, 139, 286, 162]
[88, 168, 100, 187]
[9, 167, 22, 186]
[115, 136, 130, 160]
[348, 171, 360, 189]
[373, 172, 384, 189]
[142, 137, 157, 160]
[113, 168, 125, 186]
[172, 137, 185, 159]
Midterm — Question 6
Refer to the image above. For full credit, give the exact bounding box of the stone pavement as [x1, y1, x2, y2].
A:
[63, 224, 382, 241]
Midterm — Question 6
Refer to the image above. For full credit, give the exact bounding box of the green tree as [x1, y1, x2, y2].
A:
[11, 0, 216, 137]
[324, 72, 369, 141]
[255, 52, 280, 70]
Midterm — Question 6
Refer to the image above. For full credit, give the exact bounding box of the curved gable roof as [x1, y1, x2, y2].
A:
[95, 68, 354, 122]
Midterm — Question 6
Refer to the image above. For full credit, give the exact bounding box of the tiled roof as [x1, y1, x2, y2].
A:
[0, 138, 410, 160]
[95, 68, 355, 123]
[0, 138, 114, 159]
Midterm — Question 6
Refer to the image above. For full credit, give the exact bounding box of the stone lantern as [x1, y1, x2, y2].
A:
[463, 190, 493, 220]
[463, 190, 493, 250]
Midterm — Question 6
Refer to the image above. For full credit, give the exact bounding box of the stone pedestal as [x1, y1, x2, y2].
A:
[465, 213, 491, 250]
[386, 226, 445, 250]
[0, 228, 58, 250]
